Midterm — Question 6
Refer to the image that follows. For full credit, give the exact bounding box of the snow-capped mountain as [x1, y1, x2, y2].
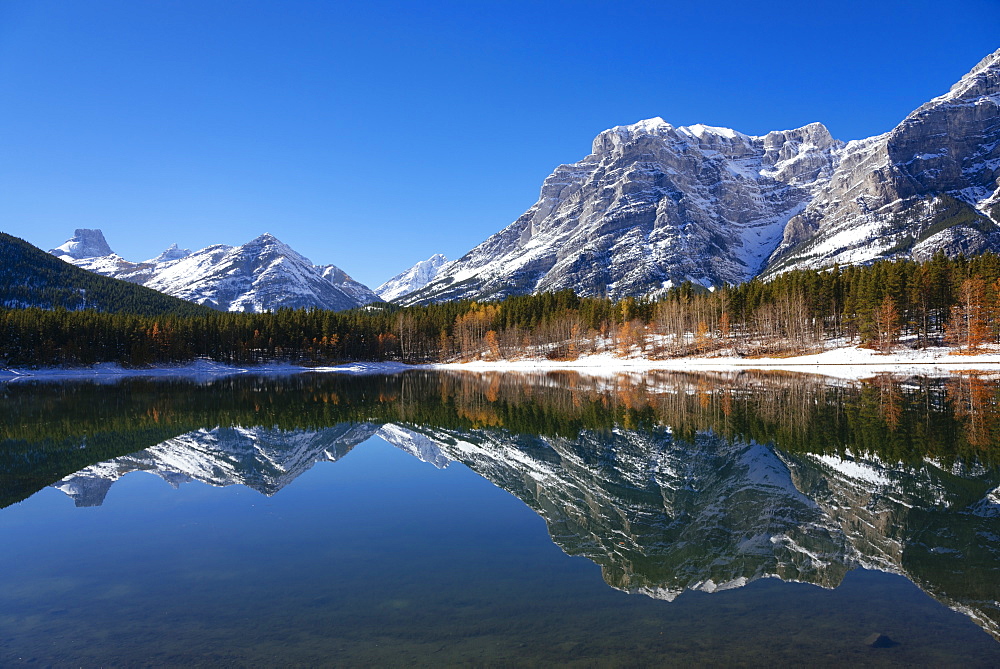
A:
[764, 48, 1000, 275]
[50, 228, 114, 260]
[50, 230, 382, 312]
[401, 48, 1000, 304]
[146, 243, 192, 264]
[400, 121, 841, 303]
[375, 253, 449, 301]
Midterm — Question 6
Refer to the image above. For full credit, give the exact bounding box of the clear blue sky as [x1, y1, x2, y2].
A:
[2, 0, 998, 288]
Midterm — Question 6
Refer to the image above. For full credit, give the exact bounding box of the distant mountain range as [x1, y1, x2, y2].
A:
[374, 253, 448, 301]
[51, 230, 383, 312]
[398, 48, 1000, 304]
[0, 232, 210, 316]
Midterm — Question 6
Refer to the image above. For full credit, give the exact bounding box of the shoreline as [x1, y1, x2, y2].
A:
[2, 345, 1000, 382]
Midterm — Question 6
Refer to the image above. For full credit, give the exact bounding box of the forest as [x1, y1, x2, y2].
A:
[3, 251, 1000, 368]
[0, 232, 211, 317]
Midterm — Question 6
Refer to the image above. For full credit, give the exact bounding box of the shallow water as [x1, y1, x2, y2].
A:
[1, 370, 999, 666]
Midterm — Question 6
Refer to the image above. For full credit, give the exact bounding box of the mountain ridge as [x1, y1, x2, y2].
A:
[396, 48, 1000, 304]
[50, 230, 383, 313]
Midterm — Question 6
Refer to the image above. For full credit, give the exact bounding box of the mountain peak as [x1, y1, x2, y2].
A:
[376, 253, 450, 302]
[943, 47, 1000, 101]
[146, 243, 193, 264]
[50, 229, 114, 259]
[50, 229, 381, 313]
[678, 123, 745, 140]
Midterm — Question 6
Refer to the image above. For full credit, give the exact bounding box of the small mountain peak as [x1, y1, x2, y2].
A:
[146, 243, 193, 264]
[242, 232, 291, 252]
[678, 123, 745, 140]
[375, 253, 450, 301]
[49, 229, 114, 259]
[965, 47, 1000, 79]
[945, 47, 1000, 99]
[629, 117, 670, 133]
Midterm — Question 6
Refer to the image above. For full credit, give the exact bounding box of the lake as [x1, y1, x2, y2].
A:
[1, 369, 999, 666]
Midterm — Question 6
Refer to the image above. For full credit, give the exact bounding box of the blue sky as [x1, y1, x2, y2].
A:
[1, 0, 998, 288]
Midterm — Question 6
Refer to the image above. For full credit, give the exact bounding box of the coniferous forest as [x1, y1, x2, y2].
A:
[4, 251, 1000, 368]
[0, 232, 211, 317]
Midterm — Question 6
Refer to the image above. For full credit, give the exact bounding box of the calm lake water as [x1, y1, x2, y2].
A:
[1, 369, 1000, 666]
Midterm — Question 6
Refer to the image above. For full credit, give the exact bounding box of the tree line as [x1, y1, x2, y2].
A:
[4, 251, 1000, 367]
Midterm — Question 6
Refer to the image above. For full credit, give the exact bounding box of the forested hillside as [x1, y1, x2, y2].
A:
[0, 232, 211, 317]
[3, 251, 1000, 368]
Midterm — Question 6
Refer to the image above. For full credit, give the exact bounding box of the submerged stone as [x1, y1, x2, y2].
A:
[865, 633, 900, 649]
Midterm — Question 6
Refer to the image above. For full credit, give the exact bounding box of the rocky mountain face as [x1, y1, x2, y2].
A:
[375, 253, 449, 302]
[400, 121, 841, 303]
[50, 228, 114, 260]
[764, 48, 1000, 275]
[398, 48, 1000, 304]
[50, 230, 382, 312]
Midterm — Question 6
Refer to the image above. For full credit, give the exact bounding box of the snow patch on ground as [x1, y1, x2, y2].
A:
[429, 346, 1000, 381]
[4, 346, 1000, 383]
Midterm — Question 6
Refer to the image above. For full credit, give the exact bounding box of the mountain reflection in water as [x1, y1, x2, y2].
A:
[3, 369, 1000, 644]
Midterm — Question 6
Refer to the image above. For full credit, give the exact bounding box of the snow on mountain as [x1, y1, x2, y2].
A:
[375, 253, 449, 302]
[402, 48, 1000, 304]
[145, 243, 192, 264]
[51, 422, 451, 506]
[316, 263, 384, 307]
[49, 229, 114, 260]
[764, 47, 1000, 275]
[49, 230, 382, 312]
[400, 118, 842, 304]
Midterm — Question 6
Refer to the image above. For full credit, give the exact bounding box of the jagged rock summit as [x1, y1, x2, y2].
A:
[397, 48, 1000, 304]
[375, 253, 449, 301]
[49, 229, 114, 260]
[51, 230, 382, 313]
[764, 47, 1000, 274]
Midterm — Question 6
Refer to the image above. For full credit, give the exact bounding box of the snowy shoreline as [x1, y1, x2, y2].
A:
[429, 346, 1000, 380]
[3, 346, 1000, 382]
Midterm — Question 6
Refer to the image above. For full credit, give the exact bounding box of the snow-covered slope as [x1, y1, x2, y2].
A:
[402, 48, 1000, 304]
[402, 120, 840, 304]
[51, 230, 382, 312]
[375, 253, 449, 302]
[49, 228, 113, 260]
[764, 47, 1000, 275]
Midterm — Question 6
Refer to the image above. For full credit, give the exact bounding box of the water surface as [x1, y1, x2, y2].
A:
[2, 370, 999, 666]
